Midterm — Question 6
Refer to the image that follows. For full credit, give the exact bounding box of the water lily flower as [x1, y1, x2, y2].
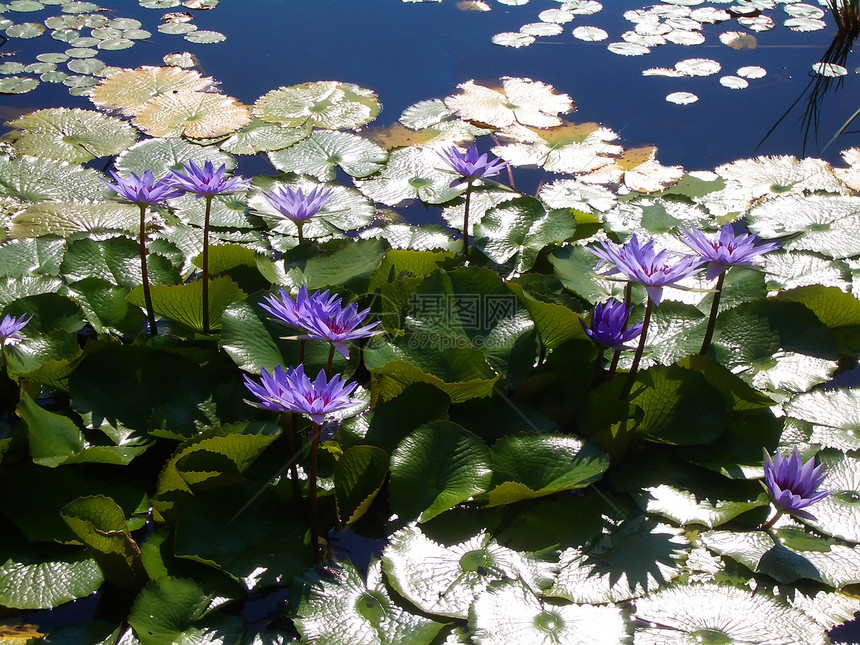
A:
[259, 285, 342, 330]
[588, 235, 703, 307]
[167, 160, 251, 197]
[0, 313, 30, 348]
[243, 363, 359, 424]
[763, 448, 830, 522]
[680, 223, 780, 281]
[581, 299, 643, 351]
[262, 185, 333, 224]
[300, 300, 383, 359]
[438, 144, 508, 188]
[101, 170, 184, 205]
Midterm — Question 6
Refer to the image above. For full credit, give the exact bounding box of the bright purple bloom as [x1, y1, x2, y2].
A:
[0, 313, 30, 347]
[300, 301, 383, 359]
[588, 235, 703, 307]
[101, 170, 184, 205]
[439, 144, 508, 188]
[259, 285, 342, 330]
[262, 185, 333, 224]
[764, 448, 830, 521]
[580, 299, 643, 351]
[168, 160, 250, 198]
[680, 223, 780, 281]
[244, 363, 359, 424]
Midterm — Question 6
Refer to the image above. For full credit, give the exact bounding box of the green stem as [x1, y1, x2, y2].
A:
[138, 204, 158, 336]
[325, 344, 335, 379]
[622, 298, 653, 398]
[297, 221, 304, 246]
[308, 421, 321, 561]
[699, 272, 725, 356]
[760, 509, 783, 531]
[283, 412, 302, 504]
[202, 196, 212, 335]
[463, 181, 473, 260]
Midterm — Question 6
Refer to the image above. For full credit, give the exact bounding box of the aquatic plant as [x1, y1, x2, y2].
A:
[762, 448, 830, 526]
[0, 68, 859, 645]
[261, 185, 333, 244]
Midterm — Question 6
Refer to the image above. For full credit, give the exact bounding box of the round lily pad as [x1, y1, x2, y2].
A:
[163, 51, 197, 68]
[491, 32, 535, 47]
[133, 90, 251, 139]
[254, 81, 382, 130]
[65, 47, 97, 58]
[97, 38, 134, 50]
[158, 22, 196, 34]
[6, 21, 44, 37]
[61, 1, 100, 12]
[67, 58, 104, 74]
[89, 65, 213, 115]
[7, 0, 43, 11]
[0, 61, 25, 74]
[183, 28, 224, 43]
[37, 52, 69, 63]
[0, 76, 38, 93]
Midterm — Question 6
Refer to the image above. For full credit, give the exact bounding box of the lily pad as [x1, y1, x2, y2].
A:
[89, 65, 214, 115]
[8, 108, 137, 162]
[115, 136, 234, 177]
[254, 81, 381, 130]
[266, 130, 387, 180]
[445, 77, 573, 129]
[10, 201, 139, 238]
[133, 90, 252, 138]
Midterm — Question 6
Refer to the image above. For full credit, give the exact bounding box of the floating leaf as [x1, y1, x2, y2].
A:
[472, 579, 628, 645]
[572, 25, 608, 41]
[0, 76, 38, 93]
[115, 136, 234, 177]
[254, 81, 381, 130]
[354, 145, 462, 206]
[292, 560, 445, 645]
[491, 32, 534, 47]
[127, 276, 246, 332]
[219, 118, 311, 154]
[89, 65, 214, 115]
[382, 523, 553, 618]
[334, 445, 389, 524]
[8, 108, 137, 162]
[10, 201, 139, 238]
[666, 91, 698, 105]
[0, 156, 105, 201]
[133, 90, 251, 138]
[445, 77, 572, 129]
[6, 21, 44, 37]
[184, 29, 225, 43]
[0, 549, 102, 609]
[267, 130, 387, 180]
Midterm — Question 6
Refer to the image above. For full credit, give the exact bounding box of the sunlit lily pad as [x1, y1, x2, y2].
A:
[491, 31, 534, 47]
[382, 523, 553, 619]
[492, 122, 621, 174]
[720, 31, 757, 49]
[6, 21, 44, 37]
[444, 77, 573, 129]
[472, 579, 629, 645]
[8, 108, 137, 162]
[737, 65, 766, 79]
[0, 156, 105, 201]
[633, 583, 829, 644]
[0, 76, 38, 94]
[219, 118, 311, 154]
[812, 62, 847, 77]
[133, 90, 251, 138]
[267, 130, 387, 180]
[115, 136, 234, 177]
[184, 29, 224, 43]
[254, 81, 381, 130]
[292, 560, 444, 645]
[607, 41, 650, 56]
[163, 51, 197, 68]
[800, 449, 860, 543]
[720, 76, 749, 89]
[354, 145, 462, 205]
[785, 17, 826, 31]
[89, 65, 214, 115]
[675, 58, 720, 76]
[572, 26, 608, 41]
[9, 201, 140, 238]
[519, 22, 563, 37]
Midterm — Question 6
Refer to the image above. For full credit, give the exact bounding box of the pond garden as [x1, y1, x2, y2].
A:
[1, 0, 860, 643]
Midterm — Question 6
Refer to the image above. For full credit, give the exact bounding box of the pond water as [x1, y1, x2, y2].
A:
[2, 0, 860, 174]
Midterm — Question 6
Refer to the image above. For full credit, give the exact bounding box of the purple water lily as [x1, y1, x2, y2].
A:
[262, 185, 333, 224]
[763, 448, 830, 523]
[581, 299, 643, 351]
[438, 144, 508, 188]
[259, 285, 342, 330]
[300, 301, 383, 359]
[680, 223, 780, 281]
[167, 160, 250, 198]
[0, 313, 30, 348]
[244, 363, 359, 425]
[588, 235, 703, 307]
[101, 170, 184, 205]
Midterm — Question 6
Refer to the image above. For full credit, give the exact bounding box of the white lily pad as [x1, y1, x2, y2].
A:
[607, 41, 650, 55]
[354, 145, 461, 206]
[492, 31, 535, 47]
[785, 17, 826, 31]
[664, 29, 705, 45]
[114, 136, 234, 177]
[9, 200, 140, 238]
[219, 118, 311, 154]
[785, 388, 860, 452]
[812, 62, 847, 77]
[444, 77, 573, 129]
[266, 130, 387, 181]
[720, 75, 749, 89]
[520, 22, 563, 37]
[382, 523, 554, 619]
[471, 579, 628, 645]
[184, 29, 224, 44]
[6, 21, 43, 37]
[572, 25, 608, 41]
[738, 65, 766, 79]
[0, 156, 105, 201]
[675, 58, 721, 76]
[738, 15, 775, 31]
[801, 449, 860, 543]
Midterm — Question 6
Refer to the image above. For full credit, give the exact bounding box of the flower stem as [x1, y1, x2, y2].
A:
[325, 344, 335, 379]
[202, 195, 213, 335]
[607, 283, 632, 380]
[463, 181, 473, 260]
[699, 272, 725, 355]
[623, 298, 653, 398]
[138, 204, 158, 336]
[760, 509, 783, 531]
[591, 347, 605, 388]
[282, 412, 302, 504]
[297, 221, 304, 246]
[308, 421, 321, 561]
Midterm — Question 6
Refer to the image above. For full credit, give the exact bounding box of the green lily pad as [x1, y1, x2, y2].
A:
[8, 108, 137, 162]
[334, 444, 389, 524]
[0, 156, 105, 202]
[292, 560, 445, 645]
[0, 76, 39, 94]
[6, 21, 44, 37]
[115, 136, 234, 177]
[183, 29, 224, 43]
[219, 118, 311, 154]
[0, 548, 102, 609]
[390, 421, 492, 522]
[254, 81, 381, 130]
[127, 276, 246, 332]
[354, 145, 462, 206]
[267, 130, 387, 181]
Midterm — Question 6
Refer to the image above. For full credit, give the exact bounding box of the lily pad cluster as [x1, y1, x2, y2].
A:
[0, 0, 223, 96]
[1, 67, 860, 643]
[409, 0, 841, 106]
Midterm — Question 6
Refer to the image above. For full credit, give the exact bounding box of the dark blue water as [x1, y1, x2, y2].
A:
[2, 0, 859, 172]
